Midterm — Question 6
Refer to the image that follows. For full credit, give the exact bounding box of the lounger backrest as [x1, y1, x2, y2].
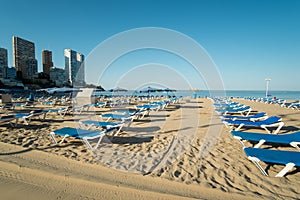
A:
[263, 116, 281, 124]
[253, 112, 266, 118]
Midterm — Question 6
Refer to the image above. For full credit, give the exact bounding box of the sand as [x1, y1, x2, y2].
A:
[0, 97, 299, 199]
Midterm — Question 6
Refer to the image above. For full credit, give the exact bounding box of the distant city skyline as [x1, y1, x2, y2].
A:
[1, 0, 299, 90]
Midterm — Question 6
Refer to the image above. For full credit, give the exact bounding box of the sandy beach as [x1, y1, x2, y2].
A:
[0, 98, 299, 199]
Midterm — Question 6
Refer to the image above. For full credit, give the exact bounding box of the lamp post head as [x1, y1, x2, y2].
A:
[265, 78, 271, 82]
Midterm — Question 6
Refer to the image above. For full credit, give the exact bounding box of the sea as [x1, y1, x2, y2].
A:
[1, 89, 299, 100]
[93, 90, 300, 100]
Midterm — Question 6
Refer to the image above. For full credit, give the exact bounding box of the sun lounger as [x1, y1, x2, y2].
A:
[79, 120, 124, 136]
[0, 115, 16, 127]
[100, 113, 134, 127]
[281, 101, 299, 109]
[217, 106, 252, 116]
[30, 109, 45, 118]
[15, 113, 32, 125]
[113, 108, 149, 120]
[50, 127, 107, 152]
[43, 107, 69, 119]
[223, 116, 284, 134]
[94, 102, 107, 108]
[214, 102, 241, 109]
[135, 104, 160, 117]
[13, 109, 45, 125]
[243, 147, 300, 177]
[288, 102, 300, 110]
[42, 100, 57, 106]
[150, 101, 168, 110]
[231, 131, 300, 150]
[221, 112, 267, 121]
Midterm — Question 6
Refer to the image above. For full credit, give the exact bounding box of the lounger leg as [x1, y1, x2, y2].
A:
[275, 163, 295, 177]
[60, 110, 67, 118]
[290, 142, 300, 151]
[6, 121, 14, 128]
[254, 139, 266, 148]
[15, 118, 19, 126]
[83, 134, 105, 152]
[233, 136, 245, 147]
[245, 109, 251, 117]
[248, 157, 268, 176]
[234, 124, 244, 131]
[127, 120, 133, 128]
[78, 122, 84, 129]
[223, 122, 230, 129]
[50, 132, 58, 144]
[59, 134, 69, 144]
[23, 118, 29, 125]
[82, 138, 93, 152]
[114, 124, 124, 136]
[273, 122, 284, 134]
[261, 125, 271, 134]
[105, 117, 111, 122]
[94, 135, 105, 149]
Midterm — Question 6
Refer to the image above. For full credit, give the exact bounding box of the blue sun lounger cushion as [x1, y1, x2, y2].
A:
[244, 147, 300, 177]
[222, 112, 267, 121]
[231, 131, 300, 150]
[216, 106, 252, 116]
[101, 113, 133, 121]
[223, 116, 284, 134]
[50, 127, 107, 152]
[79, 120, 124, 136]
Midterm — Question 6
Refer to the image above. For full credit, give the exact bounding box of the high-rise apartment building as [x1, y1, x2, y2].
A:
[0, 47, 8, 79]
[50, 67, 67, 87]
[64, 49, 85, 86]
[42, 50, 53, 76]
[6, 67, 16, 79]
[12, 36, 38, 79]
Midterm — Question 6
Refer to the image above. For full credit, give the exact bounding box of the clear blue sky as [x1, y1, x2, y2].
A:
[0, 0, 299, 90]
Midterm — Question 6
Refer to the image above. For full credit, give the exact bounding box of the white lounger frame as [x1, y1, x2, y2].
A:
[233, 136, 300, 150]
[247, 156, 296, 177]
[49, 131, 105, 152]
[224, 121, 284, 134]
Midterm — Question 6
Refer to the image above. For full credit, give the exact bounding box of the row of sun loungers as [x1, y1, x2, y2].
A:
[214, 98, 300, 177]
[243, 97, 300, 110]
[49, 98, 178, 153]
[0, 109, 46, 127]
[1, 96, 179, 156]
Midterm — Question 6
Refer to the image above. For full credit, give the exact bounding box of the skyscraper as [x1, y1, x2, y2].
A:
[42, 50, 53, 77]
[12, 36, 38, 79]
[0, 47, 8, 79]
[64, 49, 85, 86]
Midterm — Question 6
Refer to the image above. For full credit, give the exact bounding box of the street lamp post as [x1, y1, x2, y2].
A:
[265, 78, 271, 98]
